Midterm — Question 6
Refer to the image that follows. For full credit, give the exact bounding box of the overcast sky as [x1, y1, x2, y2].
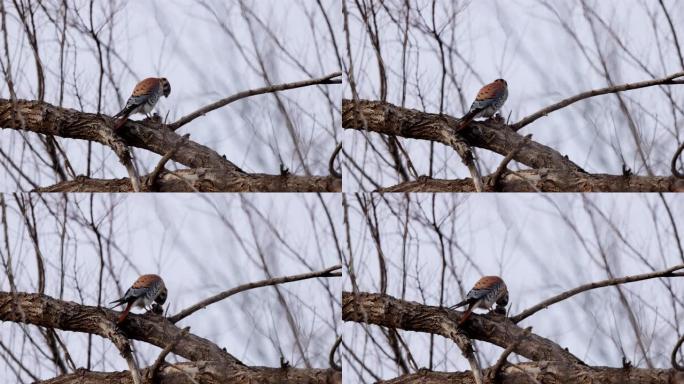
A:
[343, 0, 684, 190]
[343, 193, 683, 381]
[0, 193, 341, 381]
[1, 0, 340, 190]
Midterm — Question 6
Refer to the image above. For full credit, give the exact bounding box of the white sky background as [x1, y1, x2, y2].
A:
[342, 193, 684, 382]
[0, 0, 341, 190]
[0, 193, 341, 381]
[343, 0, 684, 191]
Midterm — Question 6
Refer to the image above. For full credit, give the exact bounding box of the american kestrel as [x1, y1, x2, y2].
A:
[112, 77, 171, 130]
[458, 79, 508, 129]
[110, 274, 167, 324]
[450, 275, 508, 327]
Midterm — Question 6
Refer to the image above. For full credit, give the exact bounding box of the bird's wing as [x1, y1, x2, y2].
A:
[112, 78, 160, 118]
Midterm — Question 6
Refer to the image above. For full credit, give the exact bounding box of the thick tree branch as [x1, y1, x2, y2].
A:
[342, 291, 583, 365]
[0, 99, 241, 171]
[169, 265, 342, 324]
[377, 169, 684, 192]
[37, 361, 341, 384]
[342, 99, 585, 173]
[1, 292, 340, 384]
[169, 72, 342, 130]
[0, 291, 242, 365]
[376, 362, 683, 384]
[511, 71, 684, 131]
[511, 264, 684, 323]
[0, 99, 338, 192]
[33, 168, 341, 192]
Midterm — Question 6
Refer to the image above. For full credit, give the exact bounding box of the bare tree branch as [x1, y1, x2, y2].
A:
[511, 71, 684, 131]
[0, 291, 340, 384]
[169, 265, 342, 323]
[168, 72, 341, 130]
[511, 264, 684, 323]
[0, 99, 338, 192]
[377, 169, 684, 193]
[342, 99, 585, 173]
[376, 362, 681, 384]
[342, 291, 583, 365]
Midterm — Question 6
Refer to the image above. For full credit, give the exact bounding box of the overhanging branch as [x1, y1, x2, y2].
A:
[511, 71, 684, 131]
[169, 71, 342, 130]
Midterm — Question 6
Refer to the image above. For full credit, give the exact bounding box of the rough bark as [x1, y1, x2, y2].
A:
[343, 291, 684, 384]
[377, 363, 684, 384]
[0, 292, 339, 384]
[37, 363, 341, 384]
[0, 99, 339, 192]
[378, 169, 684, 192]
[342, 99, 683, 192]
[342, 291, 582, 364]
[33, 168, 341, 192]
[342, 99, 584, 172]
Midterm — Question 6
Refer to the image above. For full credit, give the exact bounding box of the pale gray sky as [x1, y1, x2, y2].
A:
[1, 0, 340, 190]
[343, 193, 683, 381]
[0, 193, 341, 380]
[343, 0, 684, 190]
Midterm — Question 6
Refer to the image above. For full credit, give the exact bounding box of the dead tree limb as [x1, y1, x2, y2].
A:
[169, 72, 342, 130]
[169, 265, 342, 323]
[511, 71, 684, 131]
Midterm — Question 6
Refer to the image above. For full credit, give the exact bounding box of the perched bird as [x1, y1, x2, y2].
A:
[457, 79, 508, 130]
[112, 77, 171, 130]
[450, 275, 508, 327]
[110, 274, 167, 324]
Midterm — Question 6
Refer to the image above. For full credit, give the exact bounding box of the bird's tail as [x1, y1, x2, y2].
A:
[457, 302, 477, 328]
[455, 108, 482, 132]
[113, 116, 129, 131]
[112, 105, 135, 130]
[449, 299, 469, 310]
[109, 298, 126, 308]
[117, 302, 133, 324]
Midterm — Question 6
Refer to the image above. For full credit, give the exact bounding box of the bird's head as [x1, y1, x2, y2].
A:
[494, 78, 507, 88]
[156, 285, 168, 305]
[160, 77, 171, 97]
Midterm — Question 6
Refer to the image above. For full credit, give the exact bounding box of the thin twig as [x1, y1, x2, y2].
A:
[147, 327, 190, 381]
[145, 134, 190, 190]
[120, 156, 141, 192]
[488, 326, 532, 380]
[512, 264, 684, 323]
[169, 264, 342, 323]
[487, 134, 533, 190]
[512, 71, 684, 131]
[169, 72, 342, 130]
[328, 142, 342, 179]
[329, 335, 342, 371]
[672, 333, 684, 371]
[671, 141, 684, 179]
